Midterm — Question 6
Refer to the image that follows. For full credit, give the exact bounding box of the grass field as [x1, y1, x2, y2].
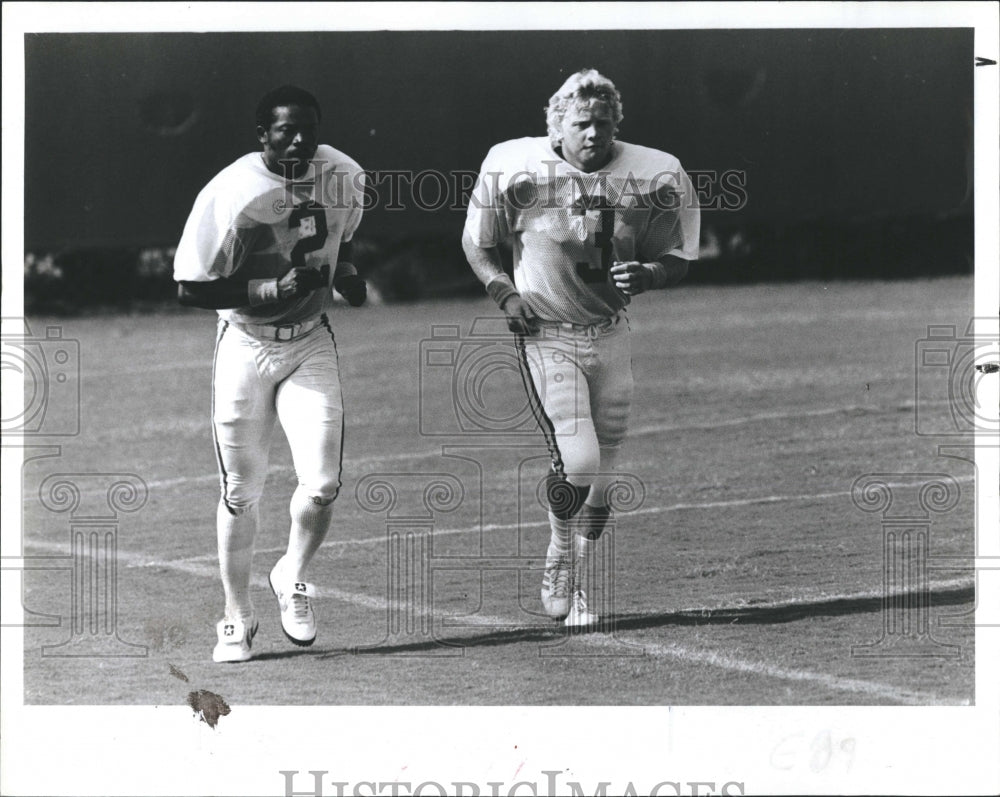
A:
[18, 276, 977, 706]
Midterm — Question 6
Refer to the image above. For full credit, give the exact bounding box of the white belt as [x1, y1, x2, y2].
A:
[230, 315, 324, 342]
[537, 312, 623, 339]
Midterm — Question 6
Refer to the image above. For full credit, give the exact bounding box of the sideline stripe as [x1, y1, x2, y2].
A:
[158, 475, 976, 566]
[18, 535, 967, 705]
[17, 448, 448, 503]
[591, 636, 958, 706]
[18, 407, 964, 503]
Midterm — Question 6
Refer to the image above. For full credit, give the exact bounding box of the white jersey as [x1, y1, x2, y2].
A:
[465, 137, 699, 325]
[174, 144, 365, 325]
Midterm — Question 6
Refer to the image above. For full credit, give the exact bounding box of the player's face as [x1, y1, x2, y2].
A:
[558, 101, 616, 172]
[258, 104, 320, 178]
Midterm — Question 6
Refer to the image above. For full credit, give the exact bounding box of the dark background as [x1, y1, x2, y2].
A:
[23, 28, 974, 307]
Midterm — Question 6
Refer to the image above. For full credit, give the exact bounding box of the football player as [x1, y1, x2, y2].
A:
[463, 69, 700, 625]
[174, 85, 367, 661]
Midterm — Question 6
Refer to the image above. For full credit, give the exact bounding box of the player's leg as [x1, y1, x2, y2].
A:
[270, 322, 344, 644]
[518, 332, 600, 619]
[211, 323, 275, 660]
[569, 318, 635, 625]
[584, 316, 634, 532]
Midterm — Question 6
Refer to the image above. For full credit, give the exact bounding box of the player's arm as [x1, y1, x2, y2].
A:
[610, 255, 689, 296]
[614, 174, 698, 295]
[176, 266, 329, 309]
[332, 241, 367, 307]
[462, 229, 538, 335]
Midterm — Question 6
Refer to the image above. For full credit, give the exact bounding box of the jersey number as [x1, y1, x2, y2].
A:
[574, 207, 615, 284]
[289, 203, 329, 269]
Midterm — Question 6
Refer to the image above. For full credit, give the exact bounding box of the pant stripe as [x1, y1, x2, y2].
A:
[514, 334, 565, 477]
[211, 320, 236, 514]
[319, 313, 345, 495]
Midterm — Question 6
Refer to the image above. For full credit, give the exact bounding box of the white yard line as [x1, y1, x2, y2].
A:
[17, 536, 970, 705]
[15, 392, 955, 508]
[602, 637, 952, 705]
[152, 475, 974, 567]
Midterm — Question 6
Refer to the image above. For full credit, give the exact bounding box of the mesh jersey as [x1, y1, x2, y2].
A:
[465, 137, 699, 325]
[173, 144, 365, 325]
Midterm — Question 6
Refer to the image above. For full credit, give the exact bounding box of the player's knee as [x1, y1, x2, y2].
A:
[222, 479, 265, 515]
[222, 497, 258, 517]
[545, 472, 590, 521]
[303, 478, 340, 506]
[561, 448, 601, 486]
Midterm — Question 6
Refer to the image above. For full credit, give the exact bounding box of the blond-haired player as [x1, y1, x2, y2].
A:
[463, 69, 700, 625]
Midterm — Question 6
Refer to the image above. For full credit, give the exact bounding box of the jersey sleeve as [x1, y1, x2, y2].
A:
[340, 168, 366, 244]
[639, 163, 700, 263]
[464, 146, 510, 248]
[173, 182, 257, 282]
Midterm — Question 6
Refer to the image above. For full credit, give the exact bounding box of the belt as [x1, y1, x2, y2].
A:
[537, 312, 623, 339]
[230, 315, 324, 341]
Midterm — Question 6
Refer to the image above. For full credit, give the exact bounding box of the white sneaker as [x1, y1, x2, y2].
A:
[541, 556, 571, 619]
[564, 589, 599, 627]
[212, 616, 258, 663]
[269, 563, 317, 646]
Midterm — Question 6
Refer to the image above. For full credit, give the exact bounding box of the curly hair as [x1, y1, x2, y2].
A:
[545, 69, 623, 146]
[255, 85, 322, 129]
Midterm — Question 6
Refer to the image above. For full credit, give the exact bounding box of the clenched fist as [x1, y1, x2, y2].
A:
[277, 264, 329, 299]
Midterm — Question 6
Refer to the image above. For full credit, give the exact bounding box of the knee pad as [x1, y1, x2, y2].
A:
[545, 472, 590, 521]
[299, 481, 340, 507]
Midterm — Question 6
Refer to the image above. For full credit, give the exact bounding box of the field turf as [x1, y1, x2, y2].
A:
[19, 276, 977, 705]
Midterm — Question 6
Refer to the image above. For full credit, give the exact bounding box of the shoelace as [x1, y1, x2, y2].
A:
[546, 560, 570, 597]
[290, 590, 312, 620]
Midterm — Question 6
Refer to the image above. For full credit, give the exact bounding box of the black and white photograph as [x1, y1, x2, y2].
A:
[2, 3, 998, 795]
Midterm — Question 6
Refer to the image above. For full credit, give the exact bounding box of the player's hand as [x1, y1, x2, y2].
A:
[610, 261, 653, 296]
[334, 274, 367, 307]
[277, 265, 329, 299]
[501, 295, 540, 336]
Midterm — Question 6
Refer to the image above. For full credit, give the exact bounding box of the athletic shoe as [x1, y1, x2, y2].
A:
[564, 588, 599, 627]
[212, 616, 258, 663]
[541, 556, 571, 619]
[269, 563, 318, 646]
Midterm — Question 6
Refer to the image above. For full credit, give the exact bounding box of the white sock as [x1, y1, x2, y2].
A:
[282, 485, 335, 583]
[217, 499, 257, 624]
[546, 510, 572, 562]
[574, 534, 597, 594]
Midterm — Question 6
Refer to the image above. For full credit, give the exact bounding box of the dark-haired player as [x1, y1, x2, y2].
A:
[174, 85, 367, 661]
